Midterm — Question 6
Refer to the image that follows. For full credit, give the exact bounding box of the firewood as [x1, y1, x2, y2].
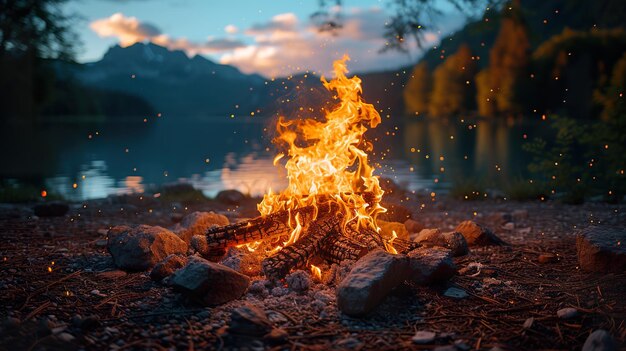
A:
[204, 191, 377, 249]
[318, 234, 368, 264]
[388, 237, 422, 254]
[262, 215, 341, 279]
[343, 225, 385, 250]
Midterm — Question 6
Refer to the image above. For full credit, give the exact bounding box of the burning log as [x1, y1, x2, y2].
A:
[318, 234, 368, 264]
[262, 216, 342, 279]
[202, 191, 377, 250]
[343, 225, 385, 250]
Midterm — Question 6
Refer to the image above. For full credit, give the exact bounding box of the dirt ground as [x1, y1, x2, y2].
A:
[0, 191, 625, 350]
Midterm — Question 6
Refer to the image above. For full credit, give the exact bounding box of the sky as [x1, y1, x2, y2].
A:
[64, 0, 466, 77]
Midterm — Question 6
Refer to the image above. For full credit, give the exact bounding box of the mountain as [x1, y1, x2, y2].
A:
[68, 42, 266, 118]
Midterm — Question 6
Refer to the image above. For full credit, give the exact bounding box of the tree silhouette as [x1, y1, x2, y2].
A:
[403, 62, 431, 115]
[429, 44, 477, 116]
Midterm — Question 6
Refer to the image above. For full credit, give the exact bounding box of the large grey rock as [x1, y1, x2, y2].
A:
[177, 211, 229, 244]
[577, 227, 626, 273]
[455, 220, 505, 246]
[107, 225, 187, 271]
[170, 256, 250, 305]
[150, 254, 188, 282]
[582, 330, 617, 351]
[336, 250, 410, 317]
[407, 247, 457, 285]
[228, 304, 273, 337]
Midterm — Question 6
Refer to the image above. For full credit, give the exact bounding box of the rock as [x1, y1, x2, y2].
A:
[455, 220, 505, 246]
[336, 250, 410, 317]
[576, 227, 626, 273]
[335, 337, 364, 349]
[248, 280, 269, 297]
[228, 304, 272, 337]
[407, 247, 456, 285]
[190, 235, 226, 261]
[433, 346, 457, 351]
[538, 253, 558, 264]
[216, 189, 246, 205]
[150, 254, 188, 282]
[170, 256, 250, 305]
[413, 228, 442, 242]
[502, 222, 515, 231]
[177, 211, 229, 244]
[557, 307, 578, 319]
[79, 315, 101, 331]
[220, 247, 262, 276]
[170, 213, 184, 223]
[107, 225, 187, 271]
[412, 331, 436, 344]
[404, 218, 424, 234]
[264, 328, 288, 344]
[285, 270, 311, 292]
[56, 332, 75, 342]
[443, 287, 468, 299]
[582, 330, 617, 351]
[378, 220, 410, 241]
[33, 202, 69, 217]
[3, 317, 20, 330]
[523, 317, 534, 329]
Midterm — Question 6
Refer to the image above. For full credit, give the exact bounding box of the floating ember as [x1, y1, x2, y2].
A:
[194, 55, 420, 279]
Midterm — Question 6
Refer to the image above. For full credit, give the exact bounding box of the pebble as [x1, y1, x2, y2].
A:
[502, 222, 515, 230]
[56, 333, 75, 342]
[523, 317, 534, 329]
[443, 287, 469, 299]
[286, 270, 311, 292]
[538, 253, 558, 264]
[582, 329, 617, 351]
[557, 307, 579, 319]
[412, 330, 436, 344]
[433, 346, 457, 351]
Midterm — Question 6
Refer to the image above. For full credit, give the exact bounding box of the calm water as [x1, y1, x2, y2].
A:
[0, 116, 546, 201]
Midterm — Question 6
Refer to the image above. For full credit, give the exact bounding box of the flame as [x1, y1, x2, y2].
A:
[385, 230, 398, 254]
[257, 54, 388, 251]
[310, 264, 322, 281]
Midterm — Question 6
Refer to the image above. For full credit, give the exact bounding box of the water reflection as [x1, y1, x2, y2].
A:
[0, 117, 546, 201]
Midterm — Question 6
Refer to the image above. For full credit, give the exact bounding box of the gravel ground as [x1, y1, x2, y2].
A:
[0, 191, 625, 350]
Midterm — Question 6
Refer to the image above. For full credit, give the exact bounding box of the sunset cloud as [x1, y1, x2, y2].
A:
[224, 24, 239, 34]
[90, 13, 245, 54]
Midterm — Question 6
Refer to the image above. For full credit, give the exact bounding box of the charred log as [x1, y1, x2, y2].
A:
[318, 234, 368, 264]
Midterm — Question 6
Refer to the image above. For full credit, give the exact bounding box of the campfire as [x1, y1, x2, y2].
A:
[191, 55, 419, 279]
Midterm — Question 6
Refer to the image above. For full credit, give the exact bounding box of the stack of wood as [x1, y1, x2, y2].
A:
[194, 192, 420, 279]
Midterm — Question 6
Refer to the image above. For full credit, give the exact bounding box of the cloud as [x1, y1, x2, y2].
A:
[224, 24, 238, 34]
[90, 13, 161, 46]
[90, 13, 245, 54]
[220, 8, 437, 77]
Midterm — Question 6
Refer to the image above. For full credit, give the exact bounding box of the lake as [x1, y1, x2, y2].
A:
[0, 116, 547, 201]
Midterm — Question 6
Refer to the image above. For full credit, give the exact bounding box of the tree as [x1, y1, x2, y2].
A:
[475, 0, 530, 116]
[0, 0, 77, 120]
[429, 44, 477, 116]
[403, 62, 431, 115]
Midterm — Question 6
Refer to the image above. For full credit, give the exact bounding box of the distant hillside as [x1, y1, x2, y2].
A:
[65, 43, 266, 118]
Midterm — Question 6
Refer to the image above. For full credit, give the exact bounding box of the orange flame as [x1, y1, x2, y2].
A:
[258, 55, 387, 250]
[310, 264, 322, 281]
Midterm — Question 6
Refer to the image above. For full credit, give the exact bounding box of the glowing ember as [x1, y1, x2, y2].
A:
[310, 264, 322, 281]
[258, 55, 387, 251]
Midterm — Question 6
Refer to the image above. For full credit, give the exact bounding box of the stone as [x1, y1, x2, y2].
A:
[32, 202, 69, 217]
[378, 220, 410, 241]
[538, 253, 558, 264]
[264, 328, 288, 344]
[285, 270, 311, 292]
[216, 189, 246, 205]
[228, 304, 273, 337]
[433, 346, 457, 351]
[336, 250, 410, 317]
[220, 247, 262, 276]
[502, 222, 515, 231]
[523, 317, 534, 329]
[455, 220, 505, 246]
[486, 212, 512, 224]
[576, 227, 626, 273]
[443, 287, 468, 299]
[107, 225, 187, 271]
[56, 333, 75, 342]
[407, 247, 456, 285]
[247, 280, 269, 297]
[150, 254, 188, 282]
[413, 229, 469, 257]
[170, 256, 250, 305]
[582, 330, 617, 351]
[404, 218, 424, 234]
[177, 211, 229, 244]
[557, 307, 579, 319]
[412, 331, 436, 344]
